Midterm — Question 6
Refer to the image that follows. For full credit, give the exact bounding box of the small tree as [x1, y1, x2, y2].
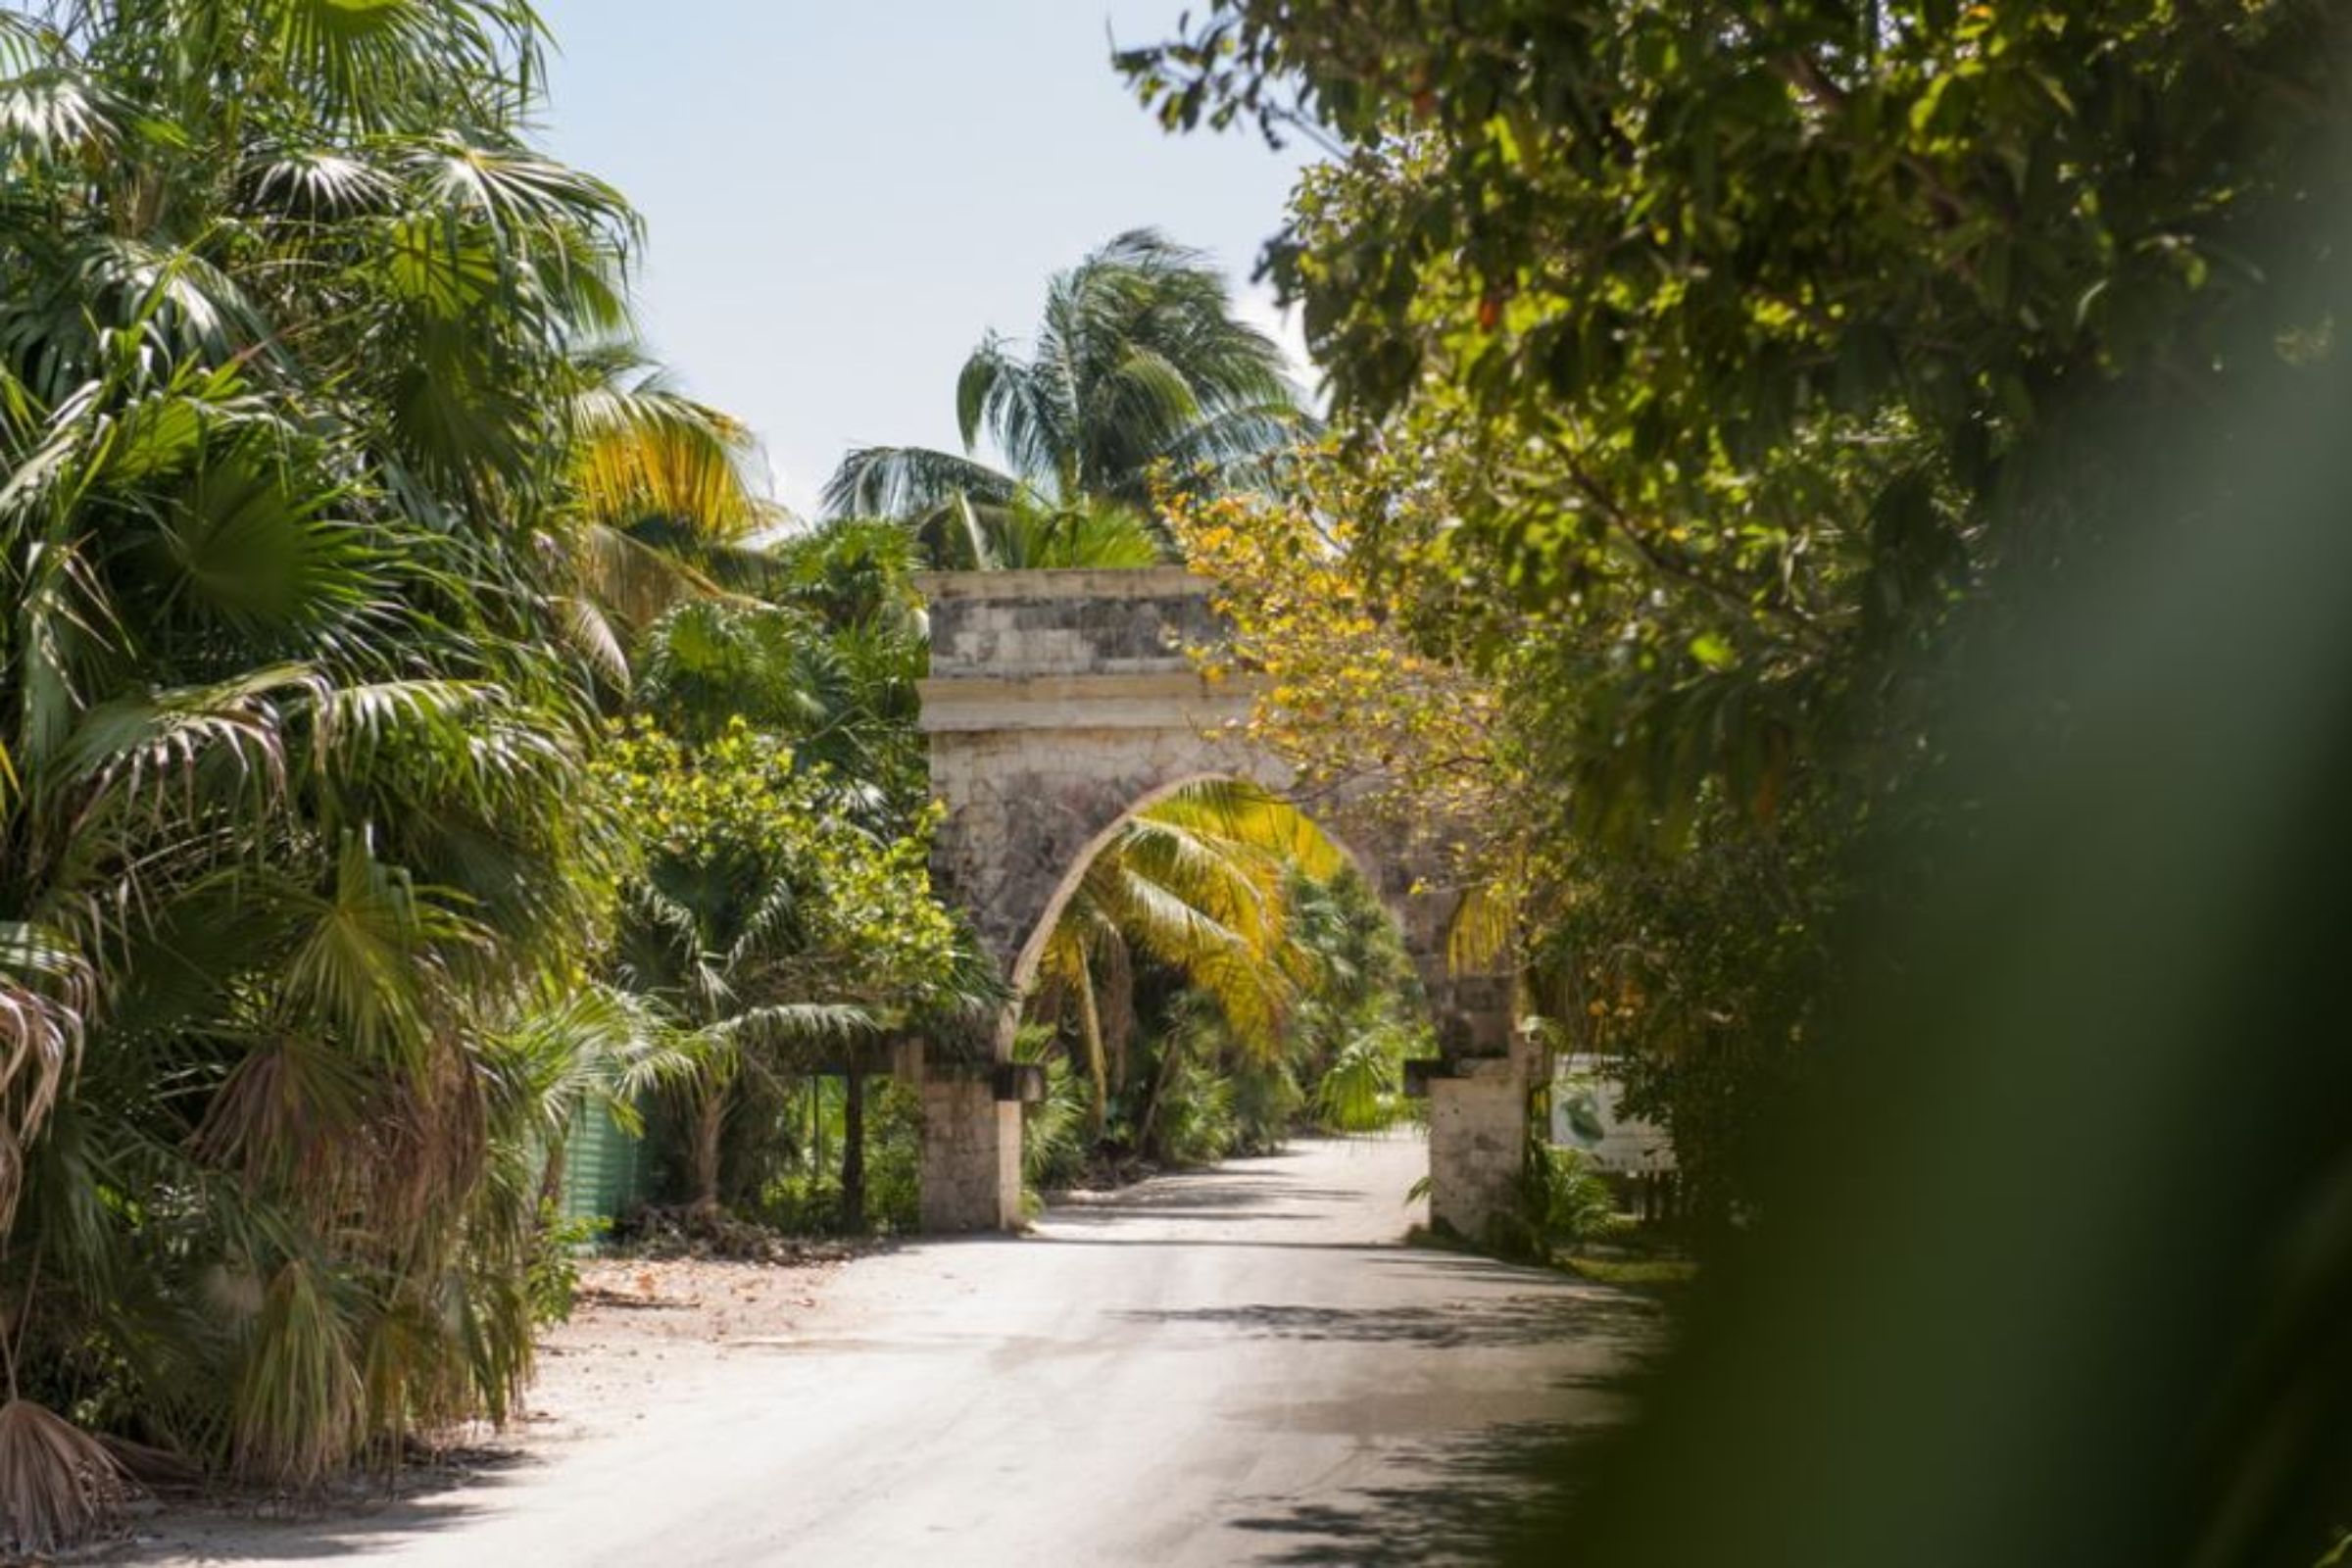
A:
[597, 717, 957, 1212]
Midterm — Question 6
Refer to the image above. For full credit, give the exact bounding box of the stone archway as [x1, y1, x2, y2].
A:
[913, 566, 1530, 1238]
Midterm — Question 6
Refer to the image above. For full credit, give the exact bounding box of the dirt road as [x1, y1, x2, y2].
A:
[132, 1133, 1654, 1566]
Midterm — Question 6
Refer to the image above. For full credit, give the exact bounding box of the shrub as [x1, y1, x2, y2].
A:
[1155, 1057, 1238, 1167]
[1230, 1059, 1304, 1154]
[526, 1205, 609, 1327]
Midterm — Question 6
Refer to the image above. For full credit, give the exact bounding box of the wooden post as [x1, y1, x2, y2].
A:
[840, 1069, 866, 1232]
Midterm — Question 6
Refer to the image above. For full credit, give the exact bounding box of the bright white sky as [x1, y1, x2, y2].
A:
[535, 2, 1320, 517]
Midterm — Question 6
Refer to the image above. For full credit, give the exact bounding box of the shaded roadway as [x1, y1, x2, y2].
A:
[134, 1133, 1654, 1566]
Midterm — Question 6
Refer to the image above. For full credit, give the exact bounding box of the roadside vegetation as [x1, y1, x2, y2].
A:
[1022, 844, 1432, 1195]
[1124, 3, 2349, 1562]
[0, 0, 759, 1535]
[0, 4, 1413, 1546]
[4, 0, 2337, 1560]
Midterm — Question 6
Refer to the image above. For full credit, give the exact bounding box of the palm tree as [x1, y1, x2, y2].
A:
[0, 0, 734, 1526]
[611, 875, 881, 1215]
[945, 492, 1167, 571]
[1030, 781, 1343, 1140]
[547, 343, 779, 682]
[821, 229, 1311, 559]
[600, 644, 962, 1216]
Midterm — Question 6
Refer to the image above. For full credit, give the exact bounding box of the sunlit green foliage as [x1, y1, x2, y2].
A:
[1129, 0, 2351, 1226]
[1028, 811, 1429, 1174]
[1128, 3, 2352, 1562]
[595, 714, 958, 1210]
[822, 228, 1311, 559]
[0, 0, 764, 1518]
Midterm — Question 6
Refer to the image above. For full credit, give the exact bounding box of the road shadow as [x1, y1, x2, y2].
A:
[1223, 1417, 1612, 1566]
[1048, 1205, 1320, 1225]
[1051, 1177, 1365, 1213]
[105, 1448, 548, 1563]
[1110, 1290, 1661, 1350]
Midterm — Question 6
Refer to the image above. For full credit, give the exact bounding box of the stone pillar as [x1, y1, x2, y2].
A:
[919, 1071, 1022, 1232]
[1425, 1057, 1527, 1241]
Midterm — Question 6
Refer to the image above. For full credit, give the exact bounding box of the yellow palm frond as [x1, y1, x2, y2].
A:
[567, 381, 769, 543]
[1445, 878, 1519, 975]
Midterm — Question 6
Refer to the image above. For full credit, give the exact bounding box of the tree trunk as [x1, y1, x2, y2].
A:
[1134, 1035, 1187, 1163]
[1076, 962, 1108, 1141]
[690, 1084, 727, 1213]
[839, 1070, 866, 1233]
[810, 1077, 826, 1186]
[538, 1136, 568, 1213]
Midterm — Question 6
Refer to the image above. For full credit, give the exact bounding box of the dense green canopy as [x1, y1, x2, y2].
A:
[0, 0, 765, 1523]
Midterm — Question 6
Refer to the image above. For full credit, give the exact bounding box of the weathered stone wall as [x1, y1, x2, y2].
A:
[913, 565, 1528, 1236]
[926, 566, 1227, 679]
[918, 1073, 1021, 1232]
[1425, 1060, 1528, 1239]
[928, 724, 1270, 990]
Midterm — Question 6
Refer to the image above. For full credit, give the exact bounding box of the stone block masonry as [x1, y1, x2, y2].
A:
[1425, 1060, 1528, 1240]
[919, 1069, 1021, 1232]
[914, 566, 1528, 1239]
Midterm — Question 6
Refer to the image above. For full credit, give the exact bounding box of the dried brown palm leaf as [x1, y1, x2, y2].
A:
[0, 1397, 127, 1554]
[0, 924, 91, 1226]
[232, 1258, 364, 1484]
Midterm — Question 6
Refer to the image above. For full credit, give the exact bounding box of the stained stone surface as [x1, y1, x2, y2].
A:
[914, 566, 1529, 1236]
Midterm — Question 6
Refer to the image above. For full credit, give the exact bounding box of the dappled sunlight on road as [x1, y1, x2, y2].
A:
[129, 1133, 1653, 1567]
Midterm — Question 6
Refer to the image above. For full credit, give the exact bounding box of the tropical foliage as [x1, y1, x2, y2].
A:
[594, 716, 957, 1212]
[0, 0, 780, 1535]
[1126, 2, 2352, 1562]
[1024, 784, 1428, 1179]
[821, 228, 1311, 561]
[1128, 0, 2349, 1221]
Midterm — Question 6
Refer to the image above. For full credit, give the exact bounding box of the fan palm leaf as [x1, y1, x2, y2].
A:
[0, 0, 683, 1512]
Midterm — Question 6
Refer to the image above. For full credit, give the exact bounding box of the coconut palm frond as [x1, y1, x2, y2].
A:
[989, 495, 1166, 569]
[821, 444, 1021, 526]
[705, 1004, 880, 1076]
[1315, 1032, 1402, 1133]
[1147, 779, 1348, 881]
[824, 227, 1304, 530]
[1446, 878, 1519, 975]
[566, 366, 769, 545]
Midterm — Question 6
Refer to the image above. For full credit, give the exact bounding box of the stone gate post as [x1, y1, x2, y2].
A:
[917, 1062, 1022, 1232]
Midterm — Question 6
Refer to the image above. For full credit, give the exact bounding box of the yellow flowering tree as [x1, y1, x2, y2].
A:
[1160, 456, 1511, 863]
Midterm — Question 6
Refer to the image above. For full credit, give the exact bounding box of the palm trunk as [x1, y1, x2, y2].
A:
[839, 1070, 866, 1233]
[1076, 961, 1108, 1141]
[810, 1078, 826, 1185]
[1134, 1033, 1187, 1162]
[539, 1137, 568, 1212]
[689, 1083, 727, 1213]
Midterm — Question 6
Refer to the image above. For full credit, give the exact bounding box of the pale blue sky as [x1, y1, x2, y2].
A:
[534, 3, 1319, 517]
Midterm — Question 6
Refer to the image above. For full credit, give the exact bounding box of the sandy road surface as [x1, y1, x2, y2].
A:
[128, 1133, 1655, 1566]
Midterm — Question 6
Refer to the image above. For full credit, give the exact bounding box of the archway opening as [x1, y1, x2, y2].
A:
[1001, 775, 1441, 1206]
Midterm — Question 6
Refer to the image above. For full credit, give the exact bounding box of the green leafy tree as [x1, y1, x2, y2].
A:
[1127, 4, 2352, 1562]
[0, 0, 755, 1526]
[1285, 870, 1427, 1134]
[596, 716, 959, 1212]
[1127, 0, 2350, 1222]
